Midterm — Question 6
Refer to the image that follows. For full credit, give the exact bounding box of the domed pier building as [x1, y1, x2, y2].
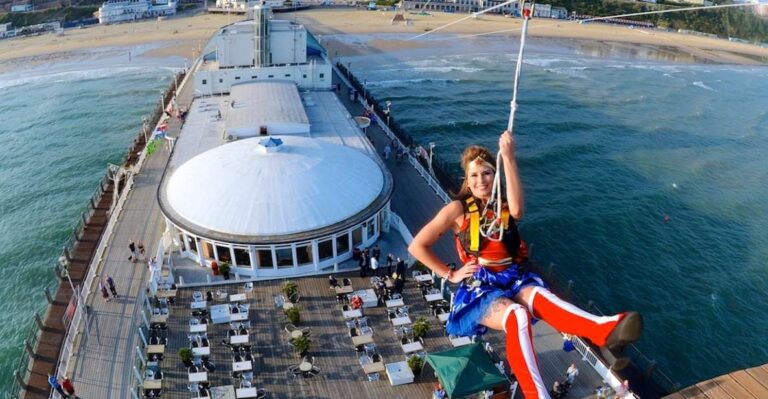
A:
[160, 7, 393, 279]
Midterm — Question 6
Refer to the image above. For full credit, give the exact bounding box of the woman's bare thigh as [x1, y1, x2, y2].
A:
[480, 297, 516, 331]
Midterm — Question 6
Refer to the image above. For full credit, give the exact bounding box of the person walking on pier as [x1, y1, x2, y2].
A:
[99, 281, 110, 302]
[408, 131, 643, 399]
[386, 253, 394, 276]
[106, 275, 118, 298]
[61, 377, 77, 398]
[48, 374, 69, 398]
[128, 240, 139, 262]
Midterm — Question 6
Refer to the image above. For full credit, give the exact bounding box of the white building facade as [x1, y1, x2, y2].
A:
[97, 0, 177, 24]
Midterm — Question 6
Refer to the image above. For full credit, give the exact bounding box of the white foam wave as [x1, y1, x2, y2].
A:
[0, 65, 177, 91]
[366, 78, 460, 88]
[692, 81, 716, 92]
[411, 66, 482, 73]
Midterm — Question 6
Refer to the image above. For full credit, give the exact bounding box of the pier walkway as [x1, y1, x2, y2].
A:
[60, 77, 195, 399]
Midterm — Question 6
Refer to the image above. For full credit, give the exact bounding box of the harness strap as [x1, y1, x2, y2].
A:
[466, 197, 480, 252]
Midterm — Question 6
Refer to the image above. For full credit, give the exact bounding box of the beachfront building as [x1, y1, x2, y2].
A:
[162, 10, 392, 279]
[193, 5, 332, 93]
[214, 0, 284, 10]
[405, 0, 505, 14]
[96, 0, 178, 24]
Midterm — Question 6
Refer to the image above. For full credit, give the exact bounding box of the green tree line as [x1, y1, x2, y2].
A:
[547, 0, 768, 43]
[0, 6, 98, 26]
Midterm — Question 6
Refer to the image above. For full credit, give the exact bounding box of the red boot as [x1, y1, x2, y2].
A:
[503, 304, 550, 398]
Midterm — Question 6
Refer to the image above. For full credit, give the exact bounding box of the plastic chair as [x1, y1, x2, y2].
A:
[342, 278, 352, 287]
[367, 372, 380, 381]
[255, 388, 267, 399]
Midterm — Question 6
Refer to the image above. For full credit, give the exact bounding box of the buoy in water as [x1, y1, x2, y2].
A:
[663, 215, 671, 224]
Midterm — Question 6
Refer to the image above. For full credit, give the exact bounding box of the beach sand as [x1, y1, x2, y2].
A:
[0, 8, 766, 70]
[291, 9, 768, 65]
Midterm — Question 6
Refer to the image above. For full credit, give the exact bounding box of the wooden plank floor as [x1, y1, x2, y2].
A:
[158, 270, 605, 399]
[666, 363, 768, 399]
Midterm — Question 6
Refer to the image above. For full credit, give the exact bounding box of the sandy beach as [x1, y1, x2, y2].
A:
[0, 8, 767, 70]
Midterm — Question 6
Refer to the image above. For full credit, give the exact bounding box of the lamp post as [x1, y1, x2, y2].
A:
[385, 100, 392, 125]
[428, 142, 436, 177]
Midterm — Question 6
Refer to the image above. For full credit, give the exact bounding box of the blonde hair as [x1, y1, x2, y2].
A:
[454, 145, 495, 199]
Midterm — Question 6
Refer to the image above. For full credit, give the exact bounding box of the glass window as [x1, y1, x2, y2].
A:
[336, 233, 350, 255]
[185, 234, 197, 254]
[367, 218, 376, 239]
[202, 241, 215, 260]
[319, 73, 325, 78]
[219, 78, 223, 83]
[202, 79, 207, 85]
[296, 243, 313, 265]
[352, 227, 363, 247]
[235, 76, 241, 80]
[275, 247, 293, 268]
[216, 244, 232, 263]
[284, 74, 291, 77]
[257, 248, 273, 269]
[234, 247, 250, 267]
[318, 239, 333, 261]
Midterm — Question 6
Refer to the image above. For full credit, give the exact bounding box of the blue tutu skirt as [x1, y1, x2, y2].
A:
[446, 265, 546, 337]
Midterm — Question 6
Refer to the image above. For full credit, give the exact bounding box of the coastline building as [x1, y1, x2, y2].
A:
[162, 6, 393, 279]
[96, 0, 178, 24]
[214, 0, 284, 10]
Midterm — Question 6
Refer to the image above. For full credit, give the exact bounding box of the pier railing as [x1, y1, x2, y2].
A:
[335, 62, 680, 396]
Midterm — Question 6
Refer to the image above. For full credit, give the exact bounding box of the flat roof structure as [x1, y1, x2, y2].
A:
[226, 81, 310, 137]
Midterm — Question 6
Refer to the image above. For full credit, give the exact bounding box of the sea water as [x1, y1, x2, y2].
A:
[0, 54, 177, 389]
[339, 34, 768, 387]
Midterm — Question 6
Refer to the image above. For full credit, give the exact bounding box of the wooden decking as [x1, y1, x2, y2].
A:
[664, 364, 768, 399]
[157, 271, 605, 399]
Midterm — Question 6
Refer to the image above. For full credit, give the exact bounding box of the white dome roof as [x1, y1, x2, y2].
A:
[165, 136, 384, 237]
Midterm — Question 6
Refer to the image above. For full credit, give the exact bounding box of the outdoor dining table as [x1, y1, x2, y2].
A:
[149, 314, 168, 324]
[230, 334, 249, 345]
[450, 336, 472, 347]
[290, 330, 304, 340]
[415, 274, 433, 283]
[362, 362, 386, 374]
[351, 334, 373, 346]
[190, 323, 208, 333]
[192, 346, 211, 356]
[236, 387, 258, 398]
[211, 304, 231, 324]
[437, 313, 450, 323]
[342, 309, 362, 320]
[385, 298, 404, 308]
[143, 379, 162, 389]
[385, 361, 414, 386]
[401, 341, 424, 354]
[335, 286, 353, 295]
[146, 344, 165, 355]
[299, 361, 313, 372]
[230, 312, 248, 322]
[353, 289, 378, 308]
[156, 289, 177, 298]
[232, 360, 252, 371]
[191, 301, 207, 309]
[210, 385, 236, 399]
[188, 371, 208, 382]
[230, 293, 247, 302]
[425, 293, 443, 302]
[391, 316, 412, 327]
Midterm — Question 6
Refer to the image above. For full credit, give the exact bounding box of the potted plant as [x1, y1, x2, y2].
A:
[291, 334, 311, 357]
[285, 306, 300, 325]
[219, 261, 231, 280]
[407, 354, 424, 377]
[178, 347, 193, 367]
[282, 281, 298, 300]
[412, 317, 430, 340]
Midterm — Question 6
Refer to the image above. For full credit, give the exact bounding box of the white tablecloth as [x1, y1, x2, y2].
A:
[385, 361, 414, 386]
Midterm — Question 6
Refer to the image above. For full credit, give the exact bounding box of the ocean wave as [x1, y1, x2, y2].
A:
[0, 65, 176, 91]
[692, 81, 716, 92]
[365, 78, 461, 88]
